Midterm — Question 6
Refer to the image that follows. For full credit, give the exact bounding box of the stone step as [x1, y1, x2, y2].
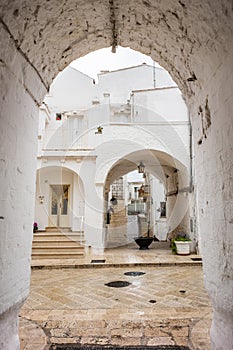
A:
[110, 223, 128, 228]
[45, 227, 71, 232]
[33, 232, 83, 240]
[110, 214, 127, 227]
[113, 208, 126, 213]
[32, 241, 84, 247]
[111, 212, 127, 218]
[32, 230, 85, 260]
[111, 216, 128, 222]
[113, 212, 126, 216]
[31, 251, 84, 259]
[32, 246, 84, 252]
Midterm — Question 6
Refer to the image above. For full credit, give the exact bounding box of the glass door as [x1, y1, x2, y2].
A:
[50, 185, 70, 227]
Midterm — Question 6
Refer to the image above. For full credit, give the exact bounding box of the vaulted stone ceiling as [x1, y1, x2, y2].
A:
[104, 149, 188, 189]
[0, 0, 232, 101]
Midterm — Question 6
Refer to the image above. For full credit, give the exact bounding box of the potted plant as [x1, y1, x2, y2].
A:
[171, 234, 191, 255]
[134, 214, 154, 250]
[134, 235, 154, 250]
[33, 222, 38, 233]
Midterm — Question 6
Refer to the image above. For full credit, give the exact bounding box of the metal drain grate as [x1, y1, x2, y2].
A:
[91, 259, 106, 263]
[190, 257, 202, 261]
[105, 280, 131, 288]
[124, 271, 145, 276]
[51, 345, 190, 349]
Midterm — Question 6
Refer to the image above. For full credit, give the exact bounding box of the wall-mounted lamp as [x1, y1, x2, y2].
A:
[137, 161, 145, 173]
[39, 195, 44, 204]
[95, 126, 103, 134]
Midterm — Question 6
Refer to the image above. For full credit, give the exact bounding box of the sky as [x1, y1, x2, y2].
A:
[70, 46, 161, 80]
[127, 170, 144, 182]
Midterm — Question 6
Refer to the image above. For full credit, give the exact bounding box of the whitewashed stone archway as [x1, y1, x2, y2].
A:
[1, 1, 233, 348]
[103, 148, 190, 241]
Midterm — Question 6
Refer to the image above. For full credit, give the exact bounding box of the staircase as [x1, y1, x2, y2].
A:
[31, 229, 85, 259]
[106, 200, 129, 248]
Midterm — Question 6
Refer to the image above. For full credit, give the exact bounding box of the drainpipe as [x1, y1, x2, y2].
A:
[130, 92, 134, 123]
[153, 61, 156, 88]
[188, 111, 197, 251]
[189, 113, 193, 192]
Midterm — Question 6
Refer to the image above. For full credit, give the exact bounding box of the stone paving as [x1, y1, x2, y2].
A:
[30, 242, 203, 269]
[19, 243, 212, 349]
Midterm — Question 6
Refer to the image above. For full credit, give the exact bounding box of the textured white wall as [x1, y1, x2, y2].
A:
[44, 64, 177, 114]
[132, 88, 188, 122]
[191, 49, 233, 349]
[0, 20, 46, 350]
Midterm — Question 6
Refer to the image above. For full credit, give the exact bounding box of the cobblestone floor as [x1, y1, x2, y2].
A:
[19, 261, 212, 349]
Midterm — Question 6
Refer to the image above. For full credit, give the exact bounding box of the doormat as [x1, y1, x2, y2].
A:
[90, 259, 106, 263]
[51, 345, 190, 350]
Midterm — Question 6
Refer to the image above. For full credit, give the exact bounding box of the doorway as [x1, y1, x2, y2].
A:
[49, 185, 70, 228]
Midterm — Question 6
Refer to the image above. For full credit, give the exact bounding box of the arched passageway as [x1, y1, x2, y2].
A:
[103, 149, 191, 248]
[1, 2, 233, 348]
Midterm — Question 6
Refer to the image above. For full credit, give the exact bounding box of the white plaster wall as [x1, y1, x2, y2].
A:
[191, 49, 233, 349]
[150, 177, 167, 241]
[72, 173, 85, 232]
[0, 20, 46, 350]
[132, 87, 188, 122]
[97, 64, 176, 104]
[79, 159, 105, 248]
[127, 215, 139, 241]
[38, 105, 50, 155]
[41, 64, 177, 121]
[94, 124, 190, 185]
[44, 67, 95, 113]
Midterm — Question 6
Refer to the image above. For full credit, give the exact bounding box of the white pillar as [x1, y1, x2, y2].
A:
[0, 23, 46, 349]
[80, 159, 105, 248]
[192, 51, 233, 349]
[166, 173, 190, 236]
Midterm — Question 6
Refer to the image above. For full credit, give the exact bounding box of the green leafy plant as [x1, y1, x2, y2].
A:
[171, 238, 177, 254]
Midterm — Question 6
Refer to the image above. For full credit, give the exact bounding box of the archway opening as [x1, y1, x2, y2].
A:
[2, 2, 232, 347]
[37, 46, 192, 251]
[103, 148, 192, 250]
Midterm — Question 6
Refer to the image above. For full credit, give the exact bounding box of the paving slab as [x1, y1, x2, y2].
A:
[20, 248, 212, 350]
[31, 242, 202, 269]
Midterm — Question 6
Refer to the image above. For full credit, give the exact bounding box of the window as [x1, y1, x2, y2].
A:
[160, 202, 166, 218]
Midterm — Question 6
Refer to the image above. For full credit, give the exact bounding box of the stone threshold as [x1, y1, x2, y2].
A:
[51, 345, 190, 350]
[31, 260, 202, 270]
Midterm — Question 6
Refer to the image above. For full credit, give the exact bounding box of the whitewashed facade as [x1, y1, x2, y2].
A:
[35, 64, 192, 248]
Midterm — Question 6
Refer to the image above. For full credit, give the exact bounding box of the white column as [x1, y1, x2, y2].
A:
[0, 23, 46, 349]
[166, 173, 190, 236]
[72, 173, 85, 232]
[80, 159, 105, 248]
[192, 51, 233, 349]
